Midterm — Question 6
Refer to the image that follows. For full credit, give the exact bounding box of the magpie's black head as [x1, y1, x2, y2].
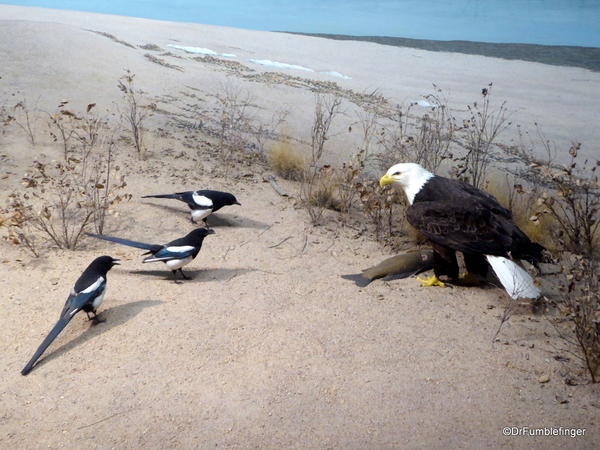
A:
[187, 228, 216, 240]
[218, 192, 240, 207]
[228, 194, 241, 206]
[90, 255, 121, 273]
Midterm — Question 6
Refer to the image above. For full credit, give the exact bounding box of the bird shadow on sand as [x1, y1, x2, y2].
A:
[27, 300, 164, 373]
[128, 267, 257, 283]
[141, 202, 266, 229]
[206, 214, 264, 229]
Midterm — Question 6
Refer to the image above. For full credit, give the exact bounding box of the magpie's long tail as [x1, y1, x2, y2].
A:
[141, 193, 183, 200]
[85, 233, 154, 251]
[21, 317, 71, 375]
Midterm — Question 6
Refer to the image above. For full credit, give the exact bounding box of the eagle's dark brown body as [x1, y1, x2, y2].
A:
[407, 176, 544, 280]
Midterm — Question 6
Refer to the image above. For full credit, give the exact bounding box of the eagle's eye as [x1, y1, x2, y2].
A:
[393, 172, 401, 176]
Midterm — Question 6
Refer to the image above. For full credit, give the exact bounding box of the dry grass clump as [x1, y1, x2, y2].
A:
[144, 54, 184, 72]
[300, 165, 343, 225]
[139, 43, 163, 51]
[307, 183, 341, 212]
[86, 30, 135, 48]
[483, 171, 558, 252]
[268, 140, 306, 181]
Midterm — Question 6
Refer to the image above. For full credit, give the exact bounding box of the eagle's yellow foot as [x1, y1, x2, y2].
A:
[416, 275, 445, 287]
[458, 273, 481, 286]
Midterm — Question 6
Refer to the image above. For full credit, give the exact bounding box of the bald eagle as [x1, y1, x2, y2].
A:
[380, 163, 544, 299]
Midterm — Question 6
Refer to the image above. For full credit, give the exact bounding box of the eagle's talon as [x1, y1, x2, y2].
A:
[416, 275, 445, 287]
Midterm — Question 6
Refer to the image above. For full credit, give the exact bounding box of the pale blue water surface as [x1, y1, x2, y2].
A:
[2, 0, 600, 47]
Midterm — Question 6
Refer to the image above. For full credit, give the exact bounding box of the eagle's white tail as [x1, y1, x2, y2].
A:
[485, 255, 541, 300]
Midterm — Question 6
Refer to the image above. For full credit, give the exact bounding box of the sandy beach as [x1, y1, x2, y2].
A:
[1, 5, 599, 449]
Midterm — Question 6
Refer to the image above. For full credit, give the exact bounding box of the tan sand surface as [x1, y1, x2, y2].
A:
[1, 5, 598, 449]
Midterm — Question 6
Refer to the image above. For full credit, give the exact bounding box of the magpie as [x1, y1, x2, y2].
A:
[21, 255, 120, 376]
[86, 228, 215, 281]
[141, 189, 241, 225]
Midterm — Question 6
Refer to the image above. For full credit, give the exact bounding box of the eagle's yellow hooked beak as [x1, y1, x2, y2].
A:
[379, 173, 394, 188]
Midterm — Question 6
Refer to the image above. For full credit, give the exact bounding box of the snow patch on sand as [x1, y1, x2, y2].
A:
[167, 44, 350, 78]
[167, 44, 218, 56]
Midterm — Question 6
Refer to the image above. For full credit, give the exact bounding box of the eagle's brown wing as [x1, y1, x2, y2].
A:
[406, 200, 513, 257]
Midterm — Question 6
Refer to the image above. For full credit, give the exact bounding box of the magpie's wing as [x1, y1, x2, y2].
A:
[60, 277, 107, 318]
[142, 191, 201, 210]
[86, 233, 155, 251]
[143, 245, 197, 263]
[186, 191, 213, 210]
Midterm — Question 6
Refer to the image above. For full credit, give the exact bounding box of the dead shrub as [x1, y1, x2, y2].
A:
[311, 93, 343, 161]
[2, 140, 130, 254]
[215, 78, 259, 170]
[301, 93, 344, 225]
[512, 137, 600, 382]
[118, 71, 152, 158]
[334, 161, 363, 214]
[519, 142, 600, 257]
[452, 84, 513, 188]
[8, 98, 39, 146]
[0, 99, 9, 143]
[376, 85, 454, 174]
[46, 104, 79, 159]
[555, 255, 600, 382]
[355, 180, 399, 243]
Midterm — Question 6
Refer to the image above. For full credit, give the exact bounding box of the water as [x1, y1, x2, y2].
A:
[3, 0, 600, 48]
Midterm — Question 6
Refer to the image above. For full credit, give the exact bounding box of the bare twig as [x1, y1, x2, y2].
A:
[263, 175, 289, 197]
[258, 223, 274, 237]
[268, 236, 293, 248]
[77, 408, 135, 430]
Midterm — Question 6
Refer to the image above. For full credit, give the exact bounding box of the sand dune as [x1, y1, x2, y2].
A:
[2, 5, 599, 163]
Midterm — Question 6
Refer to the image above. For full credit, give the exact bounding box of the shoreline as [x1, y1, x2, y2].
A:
[284, 32, 600, 72]
[2, 5, 598, 71]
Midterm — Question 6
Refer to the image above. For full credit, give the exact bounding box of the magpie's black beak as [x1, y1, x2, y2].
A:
[206, 229, 216, 235]
[112, 259, 121, 266]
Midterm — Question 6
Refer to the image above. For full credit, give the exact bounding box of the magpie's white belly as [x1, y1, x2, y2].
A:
[165, 256, 193, 270]
[191, 208, 212, 222]
[92, 288, 106, 310]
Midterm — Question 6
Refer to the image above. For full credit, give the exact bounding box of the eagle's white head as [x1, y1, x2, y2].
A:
[379, 163, 434, 204]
